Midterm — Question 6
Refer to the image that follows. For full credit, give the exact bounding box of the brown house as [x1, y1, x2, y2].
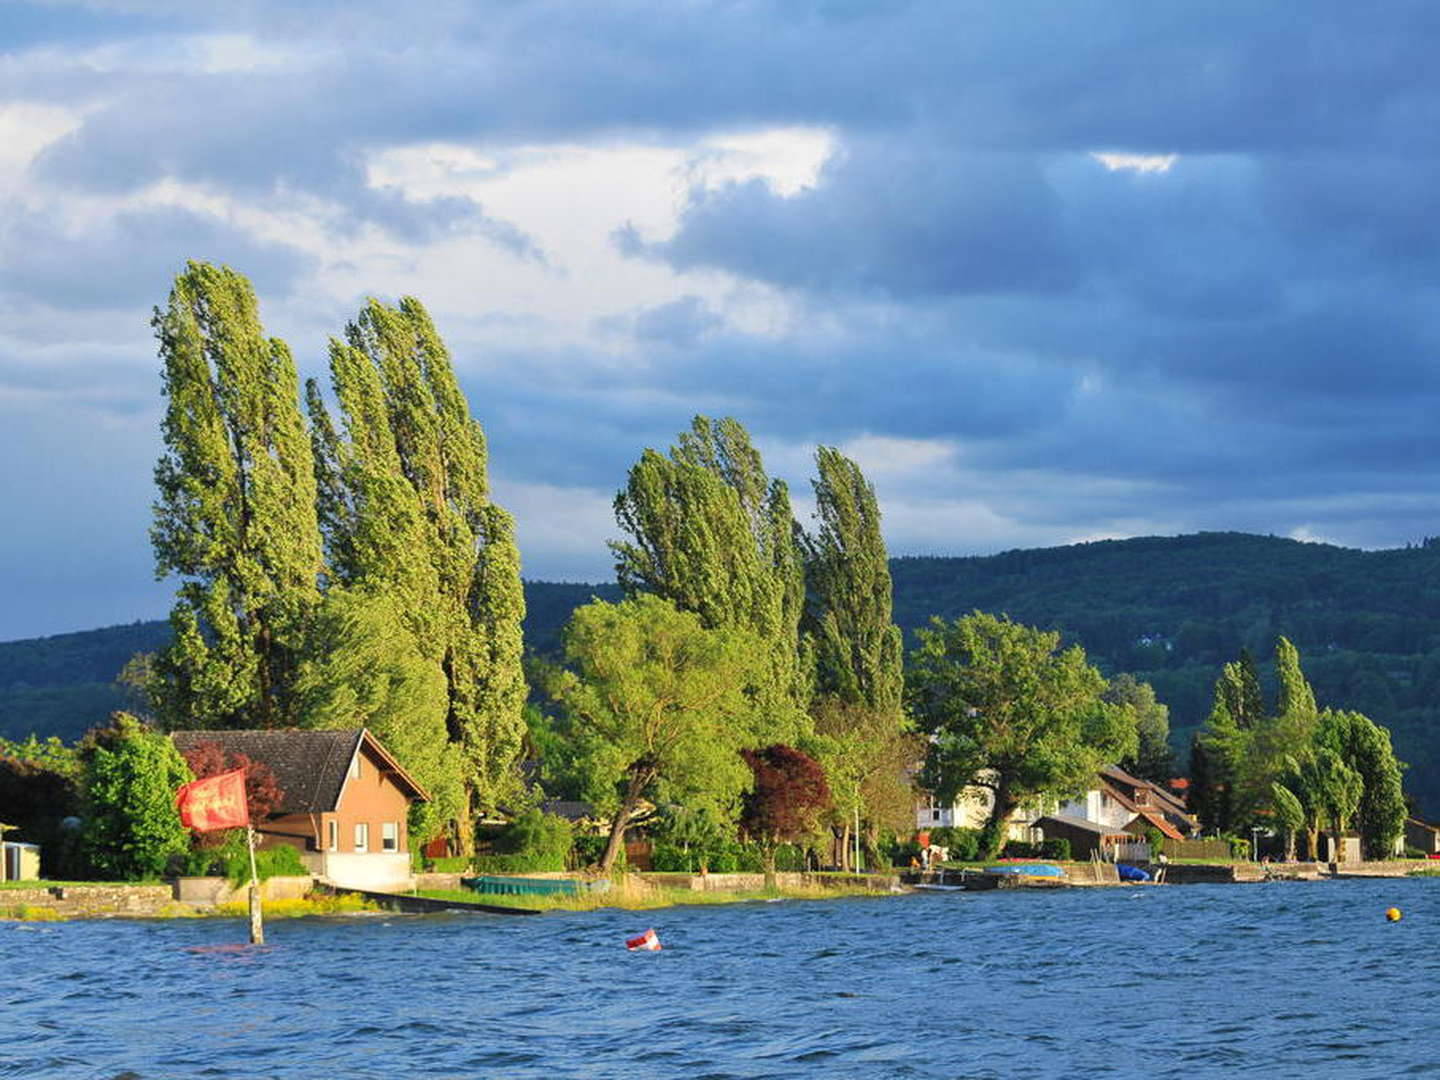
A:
[1405, 817, 1440, 856]
[172, 728, 428, 891]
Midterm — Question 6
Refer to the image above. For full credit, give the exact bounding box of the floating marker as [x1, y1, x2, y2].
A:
[1386, 907, 1402, 922]
[626, 928, 662, 951]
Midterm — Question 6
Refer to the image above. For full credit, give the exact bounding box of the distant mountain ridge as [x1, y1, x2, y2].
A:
[4, 533, 1438, 812]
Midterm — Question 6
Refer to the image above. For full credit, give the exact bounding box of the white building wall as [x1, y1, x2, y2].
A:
[320, 852, 413, 892]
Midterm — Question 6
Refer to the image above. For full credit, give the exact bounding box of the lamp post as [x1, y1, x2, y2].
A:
[1251, 825, 1261, 863]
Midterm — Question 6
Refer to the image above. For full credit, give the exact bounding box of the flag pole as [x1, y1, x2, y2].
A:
[246, 823, 264, 946]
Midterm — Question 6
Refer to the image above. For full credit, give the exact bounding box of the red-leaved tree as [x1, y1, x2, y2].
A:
[739, 744, 832, 889]
[180, 741, 284, 848]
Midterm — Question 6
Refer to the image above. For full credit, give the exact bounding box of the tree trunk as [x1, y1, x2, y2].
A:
[982, 776, 1015, 860]
[1304, 825, 1318, 862]
[839, 821, 851, 872]
[762, 843, 777, 892]
[599, 767, 649, 874]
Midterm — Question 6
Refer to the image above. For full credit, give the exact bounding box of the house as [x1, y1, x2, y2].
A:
[2, 840, 40, 881]
[915, 772, 1046, 843]
[1405, 817, 1440, 856]
[1028, 815, 1137, 861]
[172, 729, 428, 892]
[1054, 765, 1198, 840]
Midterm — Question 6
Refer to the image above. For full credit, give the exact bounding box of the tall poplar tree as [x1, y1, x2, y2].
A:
[150, 262, 322, 729]
[803, 446, 903, 716]
[305, 298, 526, 826]
[611, 416, 808, 732]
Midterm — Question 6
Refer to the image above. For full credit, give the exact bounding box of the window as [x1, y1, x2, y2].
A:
[327, 821, 338, 852]
[382, 822, 398, 853]
[354, 823, 369, 853]
[350, 754, 362, 779]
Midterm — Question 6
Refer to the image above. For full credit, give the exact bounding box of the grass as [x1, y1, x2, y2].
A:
[1406, 866, 1440, 877]
[0, 903, 64, 921]
[417, 878, 895, 913]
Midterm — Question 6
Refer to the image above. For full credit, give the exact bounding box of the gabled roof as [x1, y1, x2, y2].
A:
[1032, 814, 1131, 838]
[1131, 809, 1185, 841]
[172, 728, 429, 813]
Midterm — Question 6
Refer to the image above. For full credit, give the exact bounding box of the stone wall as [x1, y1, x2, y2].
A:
[173, 875, 316, 906]
[0, 884, 175, 918]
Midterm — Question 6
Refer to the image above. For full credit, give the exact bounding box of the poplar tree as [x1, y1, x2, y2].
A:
[611, 416, 808, 732]
[802, 446, 910, 866]
[305, 298, 527, 827]
[150, 262, 322, 729]
[804, 446, 903, 716]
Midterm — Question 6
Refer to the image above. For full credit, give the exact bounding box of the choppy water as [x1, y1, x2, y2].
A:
[4, 878, 1437, 1079]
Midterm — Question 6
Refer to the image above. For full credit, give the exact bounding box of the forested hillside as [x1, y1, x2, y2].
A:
[5, 533, 1439, 812]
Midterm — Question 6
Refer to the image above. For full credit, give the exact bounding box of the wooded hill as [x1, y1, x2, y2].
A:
[5, 533, 1439, 813]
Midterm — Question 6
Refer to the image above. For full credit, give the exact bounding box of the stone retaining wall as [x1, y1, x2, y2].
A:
[173, 875, 316, 906]
[0, 885, 176, 917]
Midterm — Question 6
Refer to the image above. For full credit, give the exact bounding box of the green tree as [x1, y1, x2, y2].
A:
[610, 416, 808, 733]
[550, 594, 764, 873]
[294, 587, 464, 845]
[908, 612, 1137, 859]
[149, 262, 323, 730]
[804, 446, 903, 716]
[1105, 674, 1172, 781]
[1317, 708, 1406, 859]
[1269, 780, 1306, 861]
[802, 446, 911, 868]
[307, 298, 527, 830]
[79, 714, 192, 879]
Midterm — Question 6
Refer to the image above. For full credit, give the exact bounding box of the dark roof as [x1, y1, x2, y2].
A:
[1032, 814, 1131, 837]
[172, 729, 428, 814]
[540, 799, 598, 821]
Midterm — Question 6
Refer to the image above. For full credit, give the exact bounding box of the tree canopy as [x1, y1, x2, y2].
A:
[908, 611, 1136, 858]
[549, 594, 767, 872]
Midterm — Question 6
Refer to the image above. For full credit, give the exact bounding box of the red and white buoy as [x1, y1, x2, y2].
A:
[626, 928, 662, 951]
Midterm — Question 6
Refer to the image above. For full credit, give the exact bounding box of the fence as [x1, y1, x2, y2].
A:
[1160, 837, 1233, 860]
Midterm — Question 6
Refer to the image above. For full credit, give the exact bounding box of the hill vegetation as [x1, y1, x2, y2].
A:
[5, 532, 1439, 813]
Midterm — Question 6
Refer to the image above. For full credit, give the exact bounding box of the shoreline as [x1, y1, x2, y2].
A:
[4, 861, 1433, 922]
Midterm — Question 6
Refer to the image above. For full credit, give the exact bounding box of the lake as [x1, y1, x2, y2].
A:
[4, 878, 1436, 1079]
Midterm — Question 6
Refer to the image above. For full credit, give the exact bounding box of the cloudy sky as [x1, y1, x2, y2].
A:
[4, 1, 1440, 640]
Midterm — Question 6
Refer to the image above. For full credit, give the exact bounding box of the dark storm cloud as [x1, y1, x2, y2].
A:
[10, 0, 1440, 636]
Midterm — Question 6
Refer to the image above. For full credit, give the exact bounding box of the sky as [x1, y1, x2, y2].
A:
[4, 1, 1440, 641]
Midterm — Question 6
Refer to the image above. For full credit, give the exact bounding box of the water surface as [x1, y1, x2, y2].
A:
[5, 879, 1436, 1078]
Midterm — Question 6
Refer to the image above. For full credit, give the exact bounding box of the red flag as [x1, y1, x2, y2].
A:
[176, 769, 249, 832]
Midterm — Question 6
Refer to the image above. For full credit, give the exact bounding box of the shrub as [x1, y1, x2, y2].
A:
[1040, 838, 1071, 861]
[927, 827, 981, 862]
[1000, 840, 1041, 859]
[492, 811, 572, 872]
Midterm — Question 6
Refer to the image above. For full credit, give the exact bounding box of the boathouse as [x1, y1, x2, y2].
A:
[172, 728, 428, 892]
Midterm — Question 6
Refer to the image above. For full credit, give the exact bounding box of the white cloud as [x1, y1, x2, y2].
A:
[1090, 152, 1179, 174]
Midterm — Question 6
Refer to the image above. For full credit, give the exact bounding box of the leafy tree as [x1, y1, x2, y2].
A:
[804, 446, 903, 716]
[149, 262, 323, 731]
[79, 714, 192, 880]
[811, 697, 921, 871]
[739, 744, 831, 888]
[306, 298, 526, 829]
[0, 737, 81, 877]
[1317, 709, 1406, 859]
[908, 612, 1137, 859]
[1270, 780, 1306, 862]
[178, 739, 283, 834]
[549, 594, 764, 873]
[1311, 747, 1364, 862]
[294, 587, 464, 845]
[1105, 674, 1172, 781]
[610, 416, 808, 731]
[802, 446, 911, 867]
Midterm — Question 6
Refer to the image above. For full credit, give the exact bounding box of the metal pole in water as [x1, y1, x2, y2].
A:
[247, 823, 264, 945]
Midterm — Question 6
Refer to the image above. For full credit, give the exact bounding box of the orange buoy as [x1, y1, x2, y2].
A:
[1386, 907, 1402, 922]
[626, 928, 662, 951]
